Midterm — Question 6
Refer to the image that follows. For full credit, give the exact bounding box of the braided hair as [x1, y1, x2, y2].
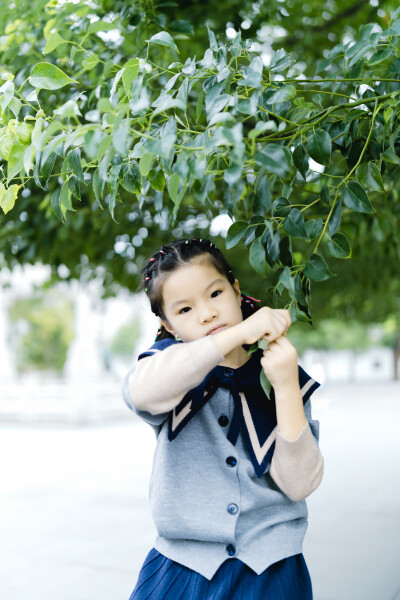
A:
[138, 238, 261, 342]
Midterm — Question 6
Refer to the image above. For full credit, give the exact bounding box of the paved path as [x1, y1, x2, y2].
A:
[1, 381, 399, 600]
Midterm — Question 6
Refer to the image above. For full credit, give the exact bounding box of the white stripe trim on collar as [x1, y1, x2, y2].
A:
[239, 392, 277, 466]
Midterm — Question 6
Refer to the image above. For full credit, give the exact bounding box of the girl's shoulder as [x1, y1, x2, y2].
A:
[138, 337, 182, 361]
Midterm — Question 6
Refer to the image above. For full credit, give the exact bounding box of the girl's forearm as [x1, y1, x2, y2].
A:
[273, 381, 307, 440]
[129, 336, 225, 414]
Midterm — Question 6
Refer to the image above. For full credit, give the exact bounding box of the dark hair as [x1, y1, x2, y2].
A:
[138, 238, 261, 342]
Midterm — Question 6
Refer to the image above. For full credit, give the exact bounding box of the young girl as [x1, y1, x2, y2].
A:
[122, 237, 324, 599]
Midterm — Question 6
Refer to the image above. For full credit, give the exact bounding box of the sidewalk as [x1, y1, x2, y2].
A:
[0, 380, 399, 600]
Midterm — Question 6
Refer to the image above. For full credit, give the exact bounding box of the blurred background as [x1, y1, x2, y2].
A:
[1, 0, 400, 598]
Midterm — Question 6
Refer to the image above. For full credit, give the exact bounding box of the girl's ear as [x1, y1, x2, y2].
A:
[159, 318, 176, 337]
[233, 279, 241, 302]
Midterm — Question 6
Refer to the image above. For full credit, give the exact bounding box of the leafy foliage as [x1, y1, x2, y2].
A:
[0, 1, 399, 329]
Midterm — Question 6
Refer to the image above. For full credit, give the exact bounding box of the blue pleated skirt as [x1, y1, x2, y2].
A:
[129, 547, 313, 600]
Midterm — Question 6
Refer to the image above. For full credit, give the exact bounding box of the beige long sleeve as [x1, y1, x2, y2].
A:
[269, 417, 324, 501]
[127, 335, 225, 416]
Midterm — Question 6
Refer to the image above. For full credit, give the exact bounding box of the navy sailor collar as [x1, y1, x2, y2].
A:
[138, 338, 320, 479]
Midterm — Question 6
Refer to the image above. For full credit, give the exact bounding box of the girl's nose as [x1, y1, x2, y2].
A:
[198, 303, 217, 323]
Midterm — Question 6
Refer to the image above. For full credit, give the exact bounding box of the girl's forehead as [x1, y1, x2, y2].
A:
[162, 261, 228, 303]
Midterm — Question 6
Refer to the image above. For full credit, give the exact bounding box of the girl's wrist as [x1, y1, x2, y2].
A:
[272, 378, 301, 398]
[211, 323, 245, 356]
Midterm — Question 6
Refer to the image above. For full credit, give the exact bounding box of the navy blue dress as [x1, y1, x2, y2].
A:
[129, 547, 313, 599]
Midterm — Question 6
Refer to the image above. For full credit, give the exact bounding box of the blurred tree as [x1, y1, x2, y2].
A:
[7, 290, 74, 373]
[109, 313, 141, 358]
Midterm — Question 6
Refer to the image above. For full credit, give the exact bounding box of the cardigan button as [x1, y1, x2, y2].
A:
[223, 368, 233, 377]
[226, 456, 237, 467]
[226, 544, 236, 557]
[218, 415, 229, 427]
[227, 503, 238, 515]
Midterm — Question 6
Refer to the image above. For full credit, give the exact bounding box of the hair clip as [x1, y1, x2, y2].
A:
[145, 276, 151, 281]
[159, 250, 165, 255]
[185, 240, 189, 244]
[150, 257, 156, 262]
[144, 286, 148, 292]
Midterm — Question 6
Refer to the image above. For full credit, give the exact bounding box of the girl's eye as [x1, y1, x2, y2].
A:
[178, 290, 222, 314]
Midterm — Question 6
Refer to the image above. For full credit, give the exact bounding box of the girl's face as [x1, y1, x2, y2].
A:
[160, 259, 243, 343]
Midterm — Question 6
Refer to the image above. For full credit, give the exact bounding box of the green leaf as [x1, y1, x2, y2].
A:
[43, 32, 67, 55]
[87, 20, 118, 34]
[82, 54, 100, 72]
[139, 152, 153, 176]
[293, 144, 308, 180]
[327, 233, 352, 259]
[269, 48, 295, 73]
[368, 48, 391, 66]
[54, 99, 82, 119]
[260, 369, 272, 399]
[305, 217, 323, 239]
[356, 162, 384, 192]
[208, 112, 234, 126]
[253, 174, 271, 215]
[122, 58, 140, 96]
[249, 237, 266, 277]
[149, 168, 165, 191]
[265, 85, 296, 105]
[278, 265, 296, 298]
[42, 151, 58, 184]
[224, 163, 243, 185]
[206, 94, 231, 118]
[29, 63, 77, 90]
[239, 56, 263, 88]
[146, 31, 179, 53]
[381, 148, 400, 164]
[283, 208, 308, 238]
[307, 129, 331, 166]
[51, 187, 66, 223]
[304, 254, 334, 281]
[68, 148, 85, 182]
[342, 182, 373, 213]
[266, 229, 280, 263]
[7, 142, 27, 183]
[60, 181, 74, 212]
[272, 196, 291, 217]
[0, 80, 15, 112]
[112, 122, 130, 155]
[92, 169, 105, 208]
[207, 25, 218, 51]
[249, 120, 277, 139]
[152, 93, 185, 116]
[254, 144, 291, 177]
[226, 221, 247, 249]
[68, 175, 81, 201]
[384, 106, 393, 123]
[320, 186, 330, 206]
[328, 200, 341, 238]
[0, 182, 20, 214]
[167, 173, 183, 204]
[120, 163, 141, 194]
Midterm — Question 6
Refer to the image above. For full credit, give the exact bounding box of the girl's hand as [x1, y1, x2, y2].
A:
[260, 335, 298, 389]
[238, 307, 291, 346]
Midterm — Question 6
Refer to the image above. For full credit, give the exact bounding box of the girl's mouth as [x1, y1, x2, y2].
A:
[208, 325, 226, 335]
